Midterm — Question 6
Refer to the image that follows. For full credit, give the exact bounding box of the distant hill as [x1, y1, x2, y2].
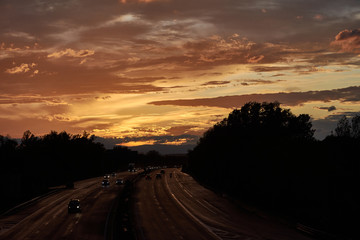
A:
[94, 136, 196, 155]
[128, 144, 195, 155]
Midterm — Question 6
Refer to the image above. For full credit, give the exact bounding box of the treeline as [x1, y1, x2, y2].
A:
[0, 131, 130, 213]
[185, 102, 359, 239]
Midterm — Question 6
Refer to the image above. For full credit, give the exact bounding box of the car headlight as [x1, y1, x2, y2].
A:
[77, 206, 79, 208]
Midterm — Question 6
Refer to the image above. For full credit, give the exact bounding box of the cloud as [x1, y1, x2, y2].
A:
[318, 106, 337, 112]
[47, 48, 95, 58]
[5, 31, 36, 41]
[5, 63, 37, 74]
[238, 79, 284, 86]
[247, 55, 264, 63]
[331, 29, 360, 53]
[201, 81, 230, 86]
[165, 125, 198, 135]
[149, 86, 360, 108]
[313, 14, 324, 21]
[95, 134, 198, 146]
[0, 94, 68, 105]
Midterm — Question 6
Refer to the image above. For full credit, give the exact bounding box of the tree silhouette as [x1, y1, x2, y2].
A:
[334, 115, 351, 137]
[186, 102, 359, 239]
[351, 114, 360, 138]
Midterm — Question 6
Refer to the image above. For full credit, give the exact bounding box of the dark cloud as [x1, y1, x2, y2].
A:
[239, 79, 284, 86]
[201, 81, 230, 86]
[165, 125, 202, 136]
[318, 106, 337, 112]
[149, 86, 360, 108]
[332, 28, 360, 53]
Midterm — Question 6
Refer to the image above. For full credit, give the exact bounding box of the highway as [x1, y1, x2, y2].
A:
[133, 168, 313, 240]
[0, 171, 135, 240]
[0, 168, 315, 240]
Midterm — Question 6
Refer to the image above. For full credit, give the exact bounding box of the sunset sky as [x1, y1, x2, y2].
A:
[1, 0, 360, 147]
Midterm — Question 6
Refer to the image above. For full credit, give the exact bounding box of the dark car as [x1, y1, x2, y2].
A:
[115, 178, 123, 185]
[102, 179, 110, 186]
[145, 175, 152, 180]
[156, 173, 162, 179]
[68, 199, 81, 213]
[160, 169, 165, 174]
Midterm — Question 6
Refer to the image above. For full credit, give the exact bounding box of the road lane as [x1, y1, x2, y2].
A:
[0, 171, 134, 240]
[134, 170, 217, 240]
[134, 168, 314, 240]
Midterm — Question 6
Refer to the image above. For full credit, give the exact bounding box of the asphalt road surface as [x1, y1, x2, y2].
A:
[133, 168, 313, 240]
[0, 171, 135, 240]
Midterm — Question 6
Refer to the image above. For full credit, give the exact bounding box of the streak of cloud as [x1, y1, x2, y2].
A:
[149, 86, 360, 108]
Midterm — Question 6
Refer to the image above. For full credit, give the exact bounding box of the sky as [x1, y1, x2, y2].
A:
[1, 0, 360, 147]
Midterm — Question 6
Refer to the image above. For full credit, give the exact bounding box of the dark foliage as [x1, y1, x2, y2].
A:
[186, 102, 359, 239]
[0, 131, 141, 213]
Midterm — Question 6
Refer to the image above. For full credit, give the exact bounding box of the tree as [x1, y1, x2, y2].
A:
[335, 115, 351, 137]
[351, 114, 360, 138]
[20, 130, 38, 147]
[187, 102, 316, 200]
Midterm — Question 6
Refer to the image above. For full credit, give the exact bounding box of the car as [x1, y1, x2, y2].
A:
[102, 179, 110, 186]
[156, 173, 162, 179]
[111, 172, 117, 177]
[145, 175, 152, 180]
[115, 178, 124, 185]
[68, 199, 81, 213]
[104, 174, 110, 179]
[160, 169, 165, 174]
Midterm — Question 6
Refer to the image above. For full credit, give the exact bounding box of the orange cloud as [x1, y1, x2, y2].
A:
[5, 63, 37, 74]
[313, 14, 324, 21]
[47, 48, 95, 58]
[331, 29, 360, 53]
[247, 55, 264, 63]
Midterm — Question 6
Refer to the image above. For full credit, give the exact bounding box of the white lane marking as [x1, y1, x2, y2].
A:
[173, 173, 218, 215]
[164, 175, 222, 240]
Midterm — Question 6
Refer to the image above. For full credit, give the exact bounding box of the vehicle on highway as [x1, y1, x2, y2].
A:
[169, 173, 173, 178]
[160, 169, 165, 174]
[102, 179, 110, 186]
[111, 172, 117, 177]
[116, 178, 124, 184]
[145, 175, 152, 180]
[68, 199, 81, 213]
[128, 162, 135, 172]
[104, 174, 110, 179]
[156, 173, 162, 179]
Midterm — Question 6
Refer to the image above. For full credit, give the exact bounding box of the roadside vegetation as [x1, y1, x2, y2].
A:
[0, 131, 132, 213]
[184, 101, 360, 239]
